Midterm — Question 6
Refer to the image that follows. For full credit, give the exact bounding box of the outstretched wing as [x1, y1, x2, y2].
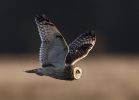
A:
[35, 15, 69, 68]
[66, 31, 96, 65]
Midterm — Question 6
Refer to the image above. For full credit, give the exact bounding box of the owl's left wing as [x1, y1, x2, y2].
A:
[35, 15, 69, 68]
[66, 31, 96, 65]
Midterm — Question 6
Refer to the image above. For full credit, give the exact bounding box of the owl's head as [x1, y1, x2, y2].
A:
[72, 67, 82, 80]
[65, 65, 82, 80]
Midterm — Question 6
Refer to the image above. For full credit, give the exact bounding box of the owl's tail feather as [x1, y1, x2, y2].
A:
[25, 69, 37, 73]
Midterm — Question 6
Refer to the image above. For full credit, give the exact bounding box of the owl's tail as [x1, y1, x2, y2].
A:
[25, 69, 37, 73]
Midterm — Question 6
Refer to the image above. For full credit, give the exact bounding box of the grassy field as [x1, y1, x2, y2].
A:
[0, 54, 139, 100]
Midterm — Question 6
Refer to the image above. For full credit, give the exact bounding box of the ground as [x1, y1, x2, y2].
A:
[0, 54, 139, 100]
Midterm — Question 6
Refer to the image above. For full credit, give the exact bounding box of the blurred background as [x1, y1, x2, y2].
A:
[0, 0, 139, 100]
[0, 0, 139, 54]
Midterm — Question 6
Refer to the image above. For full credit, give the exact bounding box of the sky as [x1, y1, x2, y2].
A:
[0, 0, 139, 54]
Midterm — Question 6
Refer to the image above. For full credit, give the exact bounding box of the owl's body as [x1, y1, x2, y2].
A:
[25, 15, 96, 80]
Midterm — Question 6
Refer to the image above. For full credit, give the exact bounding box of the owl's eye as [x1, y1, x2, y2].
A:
[76, 70, 80, 74]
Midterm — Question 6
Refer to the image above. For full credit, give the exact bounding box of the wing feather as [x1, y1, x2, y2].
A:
[66, 31, 96, 65]
[35, 15, 68, 68]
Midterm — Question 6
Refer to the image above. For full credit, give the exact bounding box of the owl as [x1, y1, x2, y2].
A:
[25, 14, 96, 80]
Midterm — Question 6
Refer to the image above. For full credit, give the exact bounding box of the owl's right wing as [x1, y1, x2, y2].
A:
[66, 31, 96, 65]
[35, 15, 69, 68]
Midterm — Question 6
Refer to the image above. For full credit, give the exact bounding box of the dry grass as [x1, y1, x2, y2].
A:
[0, 54, 139, 100]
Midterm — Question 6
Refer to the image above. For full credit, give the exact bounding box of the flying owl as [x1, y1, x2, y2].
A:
[25, 14, 96, 80]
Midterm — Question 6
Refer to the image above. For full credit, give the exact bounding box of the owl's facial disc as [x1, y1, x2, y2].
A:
[73, 67, 82, 80]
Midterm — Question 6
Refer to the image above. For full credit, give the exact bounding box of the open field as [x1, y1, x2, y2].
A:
[0, 54, 139, 100]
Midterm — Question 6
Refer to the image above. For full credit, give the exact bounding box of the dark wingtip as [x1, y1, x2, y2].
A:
[90, 30, 96, 37]
[35, 14, 50, 23]
[84, 30, 96, 39]
[35, 14, 55, 26]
